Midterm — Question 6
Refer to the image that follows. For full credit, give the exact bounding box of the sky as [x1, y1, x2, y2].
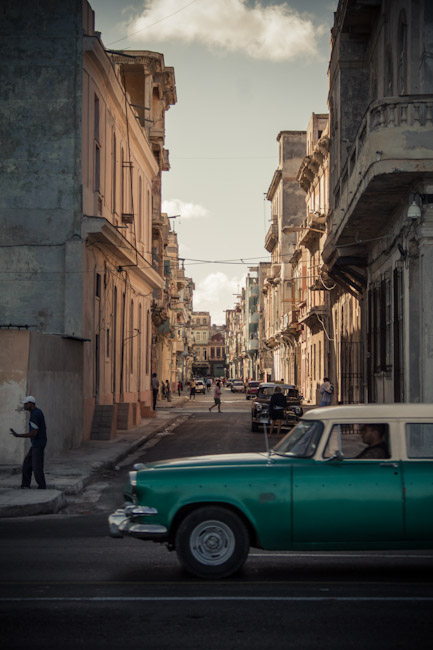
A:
[89, 0, 337, 324]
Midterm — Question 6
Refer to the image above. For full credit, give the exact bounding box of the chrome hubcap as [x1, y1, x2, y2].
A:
[190, 520, 235, 566]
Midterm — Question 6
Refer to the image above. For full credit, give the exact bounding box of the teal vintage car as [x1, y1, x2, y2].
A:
[109, 404, 433, 578]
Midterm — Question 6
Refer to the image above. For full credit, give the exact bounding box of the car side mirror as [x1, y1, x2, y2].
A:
[324, 450, 344, 463]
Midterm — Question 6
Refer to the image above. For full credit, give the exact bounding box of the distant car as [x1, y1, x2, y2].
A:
[231, 380, 244, 393]
[109, 404, 433, 579]
[195, 380, 206, 394]
[246, 381, 260, 399]
[251, 382, 303, 432]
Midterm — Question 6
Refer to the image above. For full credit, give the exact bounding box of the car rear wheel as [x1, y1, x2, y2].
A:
[175, 507, 250, 579]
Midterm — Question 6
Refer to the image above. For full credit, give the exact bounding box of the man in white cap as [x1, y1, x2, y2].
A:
[10, 396, 47, 489]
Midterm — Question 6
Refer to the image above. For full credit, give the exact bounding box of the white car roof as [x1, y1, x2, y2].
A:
[303, 404, 433, 420]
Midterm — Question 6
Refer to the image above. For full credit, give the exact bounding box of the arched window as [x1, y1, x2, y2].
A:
[397, 10, 408, 95]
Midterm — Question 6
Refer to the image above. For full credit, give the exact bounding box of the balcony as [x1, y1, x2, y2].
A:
[296, 217, 326, 249]
[326, 95, 433, 253]
[265, 219, 278, 252]
[298, 298, 327, 333]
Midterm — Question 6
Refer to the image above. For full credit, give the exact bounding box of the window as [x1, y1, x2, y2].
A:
[393, 267, 404, 401]
[106, 328, 110, 358]
[94, 144, 100, 193]
[121, 147, 125, 214]
[95, 273, 101, 298]
[216, 347, 221, 358]
[273, 420, 323, 458]
[397, 10, 408, 95]
[385, 47, 393, 96]
[211, 347, 215, 358]
[406, 423, 433, 458]
[130, 300, 134, 373]
[112, 133, 117, 213]
[94, 95, 100, 141]
[138, 176, 143, 243]
[324, 423, 390, 459]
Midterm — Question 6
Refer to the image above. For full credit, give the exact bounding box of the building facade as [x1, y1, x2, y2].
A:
[0, 1, 177, 463]
[191, 311, 211, 378]
[263, 131, 306, 383]
[323, 0, 433, 403]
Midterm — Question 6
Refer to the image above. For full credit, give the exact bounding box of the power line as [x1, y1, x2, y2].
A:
[107, 0, 203, 47]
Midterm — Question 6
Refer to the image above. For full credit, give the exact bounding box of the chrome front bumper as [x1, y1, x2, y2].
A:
[109, 504, 168, 541]
[252, 412, 299, 427]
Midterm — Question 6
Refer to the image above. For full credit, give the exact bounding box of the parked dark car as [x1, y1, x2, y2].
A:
[251, 382, 303, 432]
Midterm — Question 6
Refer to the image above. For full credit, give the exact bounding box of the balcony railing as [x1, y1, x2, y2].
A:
[331, 95, 433, 242]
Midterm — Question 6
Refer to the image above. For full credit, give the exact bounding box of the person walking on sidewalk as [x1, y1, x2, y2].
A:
[151, 373, 159, 410]
[9, 396, 47, 489]
[165, 380, 172, 402]
[319, 377, 334, 407]
[209, 381, 222, 413]
[189, 378, 196, 400]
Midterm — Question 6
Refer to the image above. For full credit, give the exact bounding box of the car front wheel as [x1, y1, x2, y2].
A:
[175, 507, 250, 579]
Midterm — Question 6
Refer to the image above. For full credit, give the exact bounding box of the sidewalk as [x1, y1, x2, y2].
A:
[0, 395, 189, 518]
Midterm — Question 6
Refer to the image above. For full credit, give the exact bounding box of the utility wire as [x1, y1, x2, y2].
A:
[107, 0, 203, 47]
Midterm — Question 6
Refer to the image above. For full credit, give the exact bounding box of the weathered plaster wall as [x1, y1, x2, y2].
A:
[27, 332, 84, 456]
[0, 0, 83, 334]
[0, 331, 84, 464]
[0, 331, 31, 464]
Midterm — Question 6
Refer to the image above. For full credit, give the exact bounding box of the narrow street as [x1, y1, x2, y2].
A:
[1, 392, 433, 650]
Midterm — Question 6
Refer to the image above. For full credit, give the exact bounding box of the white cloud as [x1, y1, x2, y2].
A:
[194, 271, 246, 324]
[128, 0, 325, 62]
[162, 198, 209, 220]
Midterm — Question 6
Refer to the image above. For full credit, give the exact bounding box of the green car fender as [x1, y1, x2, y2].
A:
[136, 462, 294, 549]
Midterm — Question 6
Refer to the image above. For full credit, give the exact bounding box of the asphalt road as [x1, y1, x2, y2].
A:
[1, 390, 433, 650]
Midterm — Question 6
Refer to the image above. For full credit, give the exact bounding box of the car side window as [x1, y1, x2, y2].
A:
[406, 423, 433, 458]
[323, 423, 390, 459]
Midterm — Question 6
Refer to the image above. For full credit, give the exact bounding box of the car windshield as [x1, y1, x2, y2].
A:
[272, 420, 323, 458]
[257, 386, 299, 399]
[249, 382, 259, 387]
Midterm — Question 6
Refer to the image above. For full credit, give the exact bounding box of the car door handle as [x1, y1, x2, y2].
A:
[379, 462, 399, 468]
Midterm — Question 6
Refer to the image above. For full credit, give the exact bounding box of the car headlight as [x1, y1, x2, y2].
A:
[129, 470, 138, 486]
[256, 404, 262, 412]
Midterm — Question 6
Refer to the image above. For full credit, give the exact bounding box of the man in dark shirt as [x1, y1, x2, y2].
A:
[10, 396, 47, 489]
[356, 424, 390, 459]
